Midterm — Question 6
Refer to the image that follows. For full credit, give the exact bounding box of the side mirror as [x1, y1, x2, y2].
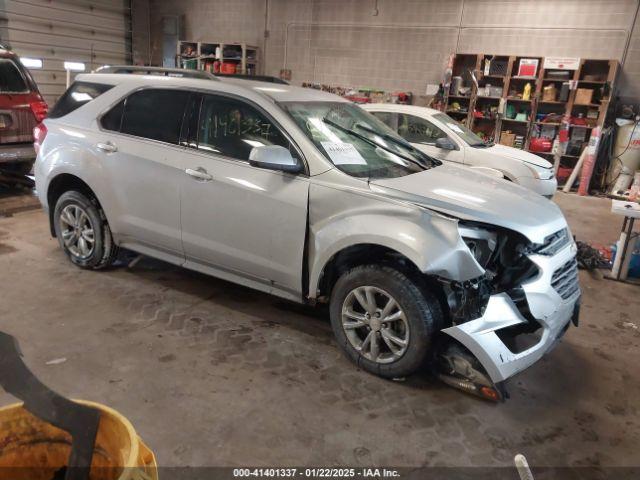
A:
[249, 145, 302, 173]
[435, 137, 457, 151]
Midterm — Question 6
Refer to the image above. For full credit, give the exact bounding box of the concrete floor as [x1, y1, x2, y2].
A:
[0, 191, 638, 472]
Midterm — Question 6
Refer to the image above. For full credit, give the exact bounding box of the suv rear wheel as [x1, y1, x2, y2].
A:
[329, 265, 442, 378]
[53, 190, 118, 269]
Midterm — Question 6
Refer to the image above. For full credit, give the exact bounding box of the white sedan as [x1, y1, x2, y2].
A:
[362, 104, 557, 198]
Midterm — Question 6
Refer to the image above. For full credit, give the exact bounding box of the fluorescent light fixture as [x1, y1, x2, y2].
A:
[20, 57, 43, 69]
[70, 92, 92, 102]
[64, 61, 85, 72]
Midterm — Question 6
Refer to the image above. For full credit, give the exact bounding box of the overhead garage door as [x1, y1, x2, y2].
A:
[0, 0, 131, 105]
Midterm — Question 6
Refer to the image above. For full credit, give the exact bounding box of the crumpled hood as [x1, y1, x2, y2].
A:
[486, 144, 552, 168]
[369, 165, 566, 243]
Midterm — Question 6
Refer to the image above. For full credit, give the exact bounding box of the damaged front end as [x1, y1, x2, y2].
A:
[436, 222, 580, 401]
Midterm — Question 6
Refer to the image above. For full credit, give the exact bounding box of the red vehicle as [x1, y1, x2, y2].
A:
[0, 44, 48, 176]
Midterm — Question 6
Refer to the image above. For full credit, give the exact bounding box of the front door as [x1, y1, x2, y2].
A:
[179, 93, 309, 299]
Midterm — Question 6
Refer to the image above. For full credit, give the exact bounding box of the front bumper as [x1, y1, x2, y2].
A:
[0, 143, 36, 164]
[442, 241, 580, 383]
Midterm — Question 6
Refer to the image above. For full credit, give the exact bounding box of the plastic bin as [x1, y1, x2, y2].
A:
[0, 400, 157, 480]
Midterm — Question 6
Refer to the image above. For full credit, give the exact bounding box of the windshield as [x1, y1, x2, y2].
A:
[433, 113, 492, 147]
[280, 101, 439, 179]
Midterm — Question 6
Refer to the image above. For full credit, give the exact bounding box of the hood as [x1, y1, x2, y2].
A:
[369, 165, 566, 243]
[485, 143, 552, 168]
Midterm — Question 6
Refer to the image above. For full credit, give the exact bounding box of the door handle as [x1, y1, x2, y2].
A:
[185, 167, 213, 181]
[96, 141, 117, 153]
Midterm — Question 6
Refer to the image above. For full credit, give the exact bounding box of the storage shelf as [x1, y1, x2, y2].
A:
[502, 118, 530, 124]
[445, 53, 617, 170]
[176, 40, 259, 75]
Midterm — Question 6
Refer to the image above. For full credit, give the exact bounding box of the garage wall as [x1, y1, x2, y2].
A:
[136, 0, 640, 102]
[0, 0, 131, 104]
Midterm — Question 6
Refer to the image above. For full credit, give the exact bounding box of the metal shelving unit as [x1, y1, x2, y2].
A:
[442, 54, 619, 175]
[177, 40, 259, 76]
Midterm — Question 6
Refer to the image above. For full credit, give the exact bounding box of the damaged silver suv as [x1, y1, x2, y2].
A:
[35, 67, 580, 400]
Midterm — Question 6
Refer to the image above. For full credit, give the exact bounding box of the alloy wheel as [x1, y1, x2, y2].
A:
[341, 286, 410, 363]
[59, 204, 95, 259]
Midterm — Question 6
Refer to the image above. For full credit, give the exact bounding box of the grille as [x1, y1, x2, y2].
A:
[551, 258, 580, 300]
[535, 228, 570, 256]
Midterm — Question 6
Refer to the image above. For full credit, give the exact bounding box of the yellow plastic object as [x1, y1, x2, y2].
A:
[0, 400, 157, 480]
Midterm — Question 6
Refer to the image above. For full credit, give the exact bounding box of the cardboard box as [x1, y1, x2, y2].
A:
[500, 131, 516, 147]
[542, 84, 557, 102]
[575, 88, 594, 105]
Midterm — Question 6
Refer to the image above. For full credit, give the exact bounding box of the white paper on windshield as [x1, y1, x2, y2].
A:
[321, 141, 367, 165]
[449, 123, 464, 134]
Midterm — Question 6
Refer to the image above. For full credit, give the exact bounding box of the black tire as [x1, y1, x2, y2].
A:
[53, 190, 118, 269]
[329, 264, 442, 378]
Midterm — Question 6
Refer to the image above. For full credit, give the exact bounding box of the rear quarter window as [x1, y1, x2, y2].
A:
[48, 81, 114, 119]
[0, 58, 28, 93]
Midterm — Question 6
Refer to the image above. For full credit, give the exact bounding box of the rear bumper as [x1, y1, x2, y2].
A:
[0, 143, 36, 164]
[442, 241, 580, 383]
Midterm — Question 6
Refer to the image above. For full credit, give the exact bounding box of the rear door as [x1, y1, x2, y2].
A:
[179, 93, 309, 298]
[94, 88, 190, 260]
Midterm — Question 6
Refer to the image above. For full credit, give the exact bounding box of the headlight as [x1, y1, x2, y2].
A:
[525, 162, 554, 180]
[459, 225, 497, 268]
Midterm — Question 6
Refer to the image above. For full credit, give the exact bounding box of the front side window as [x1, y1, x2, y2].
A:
[397, 113, 447, 145]
[197, 94, 294, 161]
[433, 113, 489, 147]
[280, 101, 437, 179]
[370, 111, 397, 130]
[120, 89, 190, 144]
[0, 58, 28, 93]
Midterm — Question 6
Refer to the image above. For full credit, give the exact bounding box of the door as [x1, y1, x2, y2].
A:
[179, 93, 309, 297]
[95, 88, 190, 258]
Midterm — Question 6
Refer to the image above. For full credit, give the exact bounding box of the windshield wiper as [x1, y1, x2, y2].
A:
[354, 123, 413, 149]
[322, 117, 429, 171]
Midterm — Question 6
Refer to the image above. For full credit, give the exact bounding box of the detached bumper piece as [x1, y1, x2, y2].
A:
[437, 342, 508, 402]
[442, 289, 579, 384]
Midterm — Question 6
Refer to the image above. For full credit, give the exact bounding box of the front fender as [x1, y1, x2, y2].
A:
[307, 181, 484, 298]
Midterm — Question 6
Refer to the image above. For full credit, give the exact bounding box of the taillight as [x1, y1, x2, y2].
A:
[33, 123, 47, 155]
[30, 101, 48, 123]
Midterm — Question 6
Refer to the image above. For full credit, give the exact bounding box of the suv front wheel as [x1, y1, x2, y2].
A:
[53, 191, 118, 269]
[329, 265, 442, 378]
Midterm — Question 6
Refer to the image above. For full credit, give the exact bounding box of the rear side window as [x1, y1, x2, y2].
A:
[49, 81, 113, 119]
[0, 58, 28, 93]
[120, 89, 189, 144]
[101, 100, 124, 132]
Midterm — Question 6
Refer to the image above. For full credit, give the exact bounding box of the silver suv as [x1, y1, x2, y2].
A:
[35, 67, 580, 400]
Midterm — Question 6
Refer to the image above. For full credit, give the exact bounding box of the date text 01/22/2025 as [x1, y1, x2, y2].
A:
[233, 468, 401, 478]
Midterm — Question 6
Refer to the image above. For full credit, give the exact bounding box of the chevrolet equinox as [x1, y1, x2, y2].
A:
[34, 67, 581, 400]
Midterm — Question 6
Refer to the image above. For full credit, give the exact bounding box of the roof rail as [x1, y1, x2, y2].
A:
[215, 73, 289, 85]
[94, 65, 217, 81]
